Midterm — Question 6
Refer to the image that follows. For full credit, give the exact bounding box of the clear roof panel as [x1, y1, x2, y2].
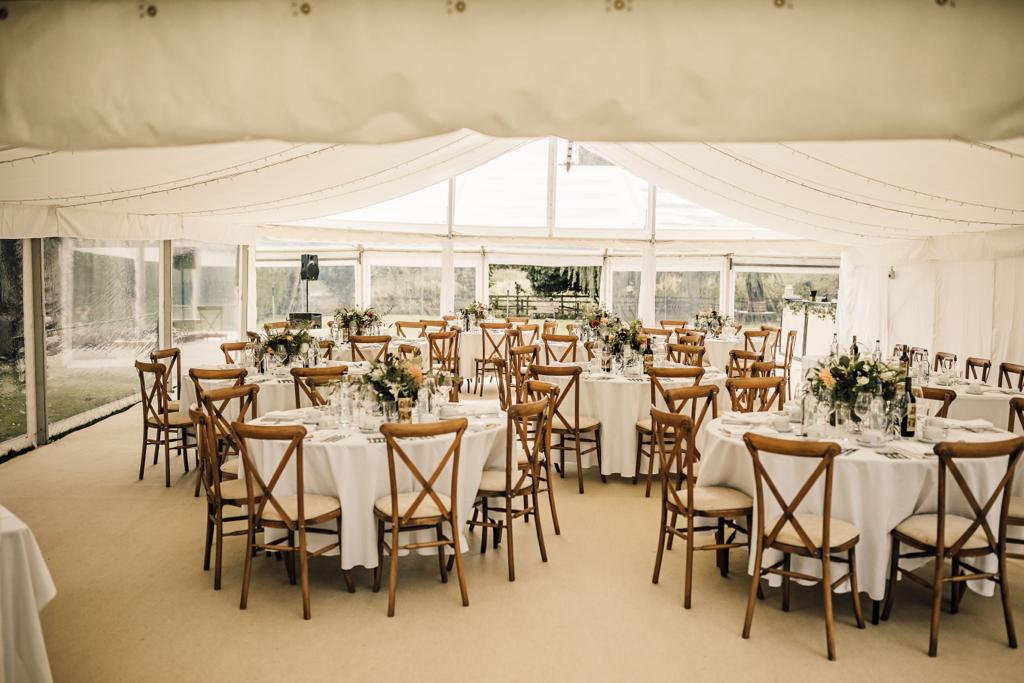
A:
[555, 141, 648, 229]
[453, 139, 548, 227]
[323, 181, 448, 226]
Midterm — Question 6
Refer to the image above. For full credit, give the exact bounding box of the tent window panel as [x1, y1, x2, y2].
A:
[43, 238, 159, 433]
[555, 141, 648, 229]
[370, 266, 441, 320]
[0, 240, 26, 446]
[326, 181, 448, 226]
[655, 271, 721, 323]
[454, 140, 548, 228]
[487, 264, 600, 325]
[611, 271, 641, 321]
[172, 241, 240, 367]
[733, 271, 839, 330]
[655, 187, 754, 231]
[454, 267, 476, 311]
[256, 262, 356, 327]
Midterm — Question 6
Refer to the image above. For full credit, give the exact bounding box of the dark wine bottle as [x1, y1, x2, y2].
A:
[900, 376, 916, 437]
[850, 335, 859, 360]
[643, 335, 654, 373]
[899, 345, 910, 372]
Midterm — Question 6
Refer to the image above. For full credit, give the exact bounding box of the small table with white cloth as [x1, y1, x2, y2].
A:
[704, 338, 744, 371]
[694, 413, 1023, 601]
[924, 379, 1024, 434]
[242, 402, 506, 569]
[1, 505, 56, 683]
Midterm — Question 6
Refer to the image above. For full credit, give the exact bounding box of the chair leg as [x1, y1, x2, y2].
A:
[574, 432, 585, 494]
[822, 549, 837, 661]
[653, 505, 668, 584]
[284, 531, 297, 586]
[531, 488, 547, 563]
[644, 435, 656, 498]
[684, 517, 695, 609]
[450, 513, 470, 607]
[716, 517, 728, 578]
[782, 553, 791, 612]
[881, 537, 900, 621]
[950, 556, 961, 614]
[239, 521, 255, 610]
[387, 524, 400, 617]
[139, 425, 149, 480]
[203, 507, 214, 571]
[633, 431, 644, 486]
[928, 554, 945, 657]
[436, 523, 449, 584]
[666, 511, 678, 550]
[298, 529, 311, 620]
[163, 428, 172, 487]
[505, 503, 516, 581]
[596, 428, 606, 484]
[479, 498, 489, 554]
[545, 466, 561, 535]
[848, 547, 865, 629]
[742, 536, 764, 639]
[372, 519, 384, 593]
[214, 509, 225, 591]
[999, 549, 1018, 649]
[558, 433, 565, 478]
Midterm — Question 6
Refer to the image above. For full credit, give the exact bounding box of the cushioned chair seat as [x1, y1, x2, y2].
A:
[552, 416, 600, 431]
[167, 400, 181, 412]
[635, 417, 652, 432]
[220, 458, 240, 477]
[216, 478, 251, 501]
[477, 469, 531, 494]
[1008, 496, 1024, 521]
[147, 410, 193, 427]
[766, 514, 859, 549]
[262, 494, 341, 522]
[895, 513, 989, 550]
[374, 491, 451, 520]
[671, 485, 752, 514]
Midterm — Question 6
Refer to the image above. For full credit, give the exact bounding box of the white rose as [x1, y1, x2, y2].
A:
[857, 377, 869, 385]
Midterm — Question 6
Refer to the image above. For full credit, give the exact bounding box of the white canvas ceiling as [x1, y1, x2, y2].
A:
[1, 1, 1023, 149]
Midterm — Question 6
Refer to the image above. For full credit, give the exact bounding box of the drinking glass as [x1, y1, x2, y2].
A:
[854, 393, 873, 433]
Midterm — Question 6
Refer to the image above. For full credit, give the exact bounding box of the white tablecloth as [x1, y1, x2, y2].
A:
[333, 337, 425, 362]
[704, 338, 743, 370]
[925, 381, 1023, 434]
[245, 409, 505, 569]
[1, 505, 56, 683]
[548, 365, 728, 478]
[695, 417, 1023, 600]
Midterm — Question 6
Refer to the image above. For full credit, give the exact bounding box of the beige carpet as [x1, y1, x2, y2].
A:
[2, 404, 1022, 682]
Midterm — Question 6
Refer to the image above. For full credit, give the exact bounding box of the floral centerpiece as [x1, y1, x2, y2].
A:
[693, 310, 734, 336]
[457, 301, 489, 327]
[263, 322, 313, 364]
[808, 354, 905, 420]
[360, 352, 424, 403]
[605, 319, 646, 357]
[580, 303, 620, 340]
[334, 307, 378, 335]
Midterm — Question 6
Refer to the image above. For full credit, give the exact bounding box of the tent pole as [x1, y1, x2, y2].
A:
[29, 239, 48, 446]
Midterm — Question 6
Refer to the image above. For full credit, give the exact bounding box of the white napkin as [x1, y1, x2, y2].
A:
[721, 412, 773, 426]
[890, 441, 935, 459]
[932, 417, 993, 430]
[442, 401, 501, 418]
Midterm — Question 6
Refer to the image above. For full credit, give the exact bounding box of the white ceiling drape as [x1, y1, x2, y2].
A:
[1, 1, 1023, 150]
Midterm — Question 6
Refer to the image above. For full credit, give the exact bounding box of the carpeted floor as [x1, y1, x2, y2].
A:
[1, 401, 1022, 682]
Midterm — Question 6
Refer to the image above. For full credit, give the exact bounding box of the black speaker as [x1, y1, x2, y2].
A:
[300, 254, 319, 281]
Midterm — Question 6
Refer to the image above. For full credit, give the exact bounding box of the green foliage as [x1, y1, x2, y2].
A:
[523, 266, 601, 297]
[809, 355, 904, 406]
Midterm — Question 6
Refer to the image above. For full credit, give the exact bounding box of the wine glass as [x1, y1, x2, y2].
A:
[854, 393, 873, 434]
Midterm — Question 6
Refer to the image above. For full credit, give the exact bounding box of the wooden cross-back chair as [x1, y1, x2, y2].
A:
[651, 408, 752, 609]
[488, 358, 511, 412]
[508, 323, 539, 348]
[373, 418, 470, 617]
[506, 316, 530, 324]
[666, 343, 705, 367]
[264, 321, 290, 330]
[643, 327, 673, 342]
[760, 325, 782, 359]
[742, 433, 864, 660]
[419, 320, 448, 337]
[233, 421, 353, 620]
[726, 376, 785, 413]
[750, 360, 777, 378]
[397, 343, 421, 362]
[149, 347, 182, 410]
[290, 365, 348, 408]
[246, 330, 262, 343]
[542, 319, 557, 336]
[541, 333, 579, 364]
[583, 340, 597, 362]
[776, 330, 798, 400]
[523, 379, 562, 535]
[528, 364, 604, 494]
[727, 349, 764, 377]
[917, 387, 956, 419]
[191, 407, 252, 591]
[136, 360, 194, 488]
[660, 319, 688, 331]
[1008, 399, 1024, 562]
[317, 339, 335, 360]
[507, 344, 539, 403]
[188, 368, 251, 495]
[350, 334, 391, 362]
[675, 330, 706, 346]
[442, 314, 458, 322]
[965, 357, 992, 382]
[474, 322, 511, 395]
[428, 330, 459, 374]
[933, 351, 957, 373]
[881, 437, 1024, 657]
[999, 362, 1024, 391]
[743, 330, 771, 357]
[394, 321, 426, 338]
[220, 341, 248, 364]
[469, 396, 553, 581]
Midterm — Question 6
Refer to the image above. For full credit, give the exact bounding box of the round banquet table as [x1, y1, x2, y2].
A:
[180, 361, 368, 418]
[458, 330, 584, 384]
[549, 364, 728, 478]
[704, 338, 743, 370]
[332, 336, 425, 362]
[923, 380, 1024, 434]
[694, 415, 1024, 600]
[244, 407, 506, 569]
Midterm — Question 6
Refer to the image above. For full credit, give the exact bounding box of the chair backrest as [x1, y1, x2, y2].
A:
[397, 343, 421, 362]
[750, 360, 777, 377]
[727, 349, 763, 377]
[781, 330, 798, 367]
[189, 367, 248, 408]
[665, 342, 705, 366]
[290, 365, 348, 408]
[479, 322, 511, 362]
[232, 421, 311, 528]
[419, 320, 448, 337]
[660, 319, 688, 331]
[202, 384, 260, 458]
[726, 376, 785, 412]
[190, 406, 229, 502]
[136, 360, 171, 424]
[499, 396, 553, 492]
[350, 335, 391, 362]
[428, 330, 459, 374]
[651, 408, 697, 510]
[508, 344, 539, 401]
[542, 319, 557, 336]
[663, 384, 719, 448]
[1010, 397, 1024, 433]
[760, 325, 782, 358]
[246, 330, 262, 343]
[509, 323, 539, 348]
[528, 364, 582, 431]
[264, 321, 290, 330]
[743, 330, 771, 356]
[965, 356, 992, 382]
[318, 339, 334, 360]
[999, 362, 1024, 391]
[378, 418, 468, 526]
[488, 358, 511, 411]
[930, 437, 1024, 556]
[220, 341, 248, 364]
[933, 351, 957, 373]
[506, 316, 530, 324]
[149, 347, 182, 400]
[743, 433, 842, 556]
[541, 333, 578, 363]
[675, 329, 706, 345]
[648, 367, 705, 409]
[919, 386, 956, 419]
[642, 327, 672, 341]
[394, 321, 426, 338]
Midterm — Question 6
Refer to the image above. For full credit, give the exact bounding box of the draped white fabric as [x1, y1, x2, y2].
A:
[2, 1, 1023, 149]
